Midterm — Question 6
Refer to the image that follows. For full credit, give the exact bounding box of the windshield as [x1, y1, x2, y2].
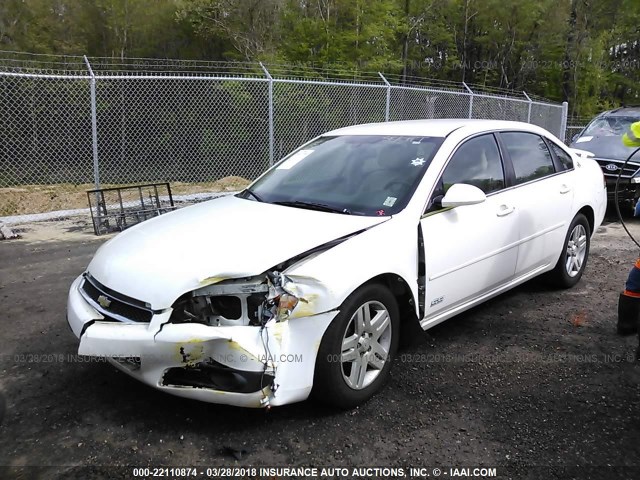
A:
[582, 116, 639, 138]
[241, 135, 443, 216]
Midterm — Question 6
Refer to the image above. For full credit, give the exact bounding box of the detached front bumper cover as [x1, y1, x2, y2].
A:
[67, 273, 338, 408]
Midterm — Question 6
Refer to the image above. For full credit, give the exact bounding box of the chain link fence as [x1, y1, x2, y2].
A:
[1, 74, 93, 185]
[564, 117, 593, 144]
[0, 52, 568, 219]
[95, 76, 271, 185]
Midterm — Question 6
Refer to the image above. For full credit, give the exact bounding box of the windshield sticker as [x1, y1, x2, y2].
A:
[575, 136, 593, 143]
[376, 209, 386, 216]
[411, 157, 426, 166]
[383, 196, 397, 207]
[277, 149, 314, 169]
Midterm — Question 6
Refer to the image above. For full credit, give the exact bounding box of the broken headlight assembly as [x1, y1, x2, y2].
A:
[169, 272, 299, 327]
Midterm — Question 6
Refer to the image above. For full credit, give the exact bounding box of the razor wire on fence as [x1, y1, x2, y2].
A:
[0, 51, 568, 217]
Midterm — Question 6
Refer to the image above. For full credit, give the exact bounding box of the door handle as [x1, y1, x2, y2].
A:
[496, 205, 515, 217]
[560, 184, 572, 194]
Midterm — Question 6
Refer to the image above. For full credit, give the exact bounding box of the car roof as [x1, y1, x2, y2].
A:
[323, 119, 552, 138]
[597, 106, 640, 117]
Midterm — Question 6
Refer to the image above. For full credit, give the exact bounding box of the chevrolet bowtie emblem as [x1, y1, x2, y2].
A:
[97, 295, 112, 309]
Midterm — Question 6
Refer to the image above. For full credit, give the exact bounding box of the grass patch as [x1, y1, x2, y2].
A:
[0, 177, 251, 216]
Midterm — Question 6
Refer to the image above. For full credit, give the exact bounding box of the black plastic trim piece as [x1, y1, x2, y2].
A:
[417, 223, 426, 318]
[162, 360, 274, 394]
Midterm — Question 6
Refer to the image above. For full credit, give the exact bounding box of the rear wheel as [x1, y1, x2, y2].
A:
[312, 284, 399, 408]
[547, 213, 590, 288]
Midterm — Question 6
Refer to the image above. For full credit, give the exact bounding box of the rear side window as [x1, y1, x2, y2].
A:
[442, 134, 505, 194]
[501, 132, 555, 184]
[549, 142, 574, 171]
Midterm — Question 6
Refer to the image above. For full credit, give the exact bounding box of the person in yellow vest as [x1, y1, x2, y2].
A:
[623, 121, 640, 217]
[618, 121, 640, 360]
[623, 121, 640, 148]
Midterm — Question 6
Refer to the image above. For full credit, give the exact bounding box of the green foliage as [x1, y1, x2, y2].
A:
[1, 0, 639, 115]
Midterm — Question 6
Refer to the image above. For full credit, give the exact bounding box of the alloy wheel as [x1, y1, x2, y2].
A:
[340, 301, 392, 390]
[565, 224, 587, 277]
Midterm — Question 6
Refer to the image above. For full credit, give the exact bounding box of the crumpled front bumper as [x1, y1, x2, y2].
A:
[67, 275, 338, 408]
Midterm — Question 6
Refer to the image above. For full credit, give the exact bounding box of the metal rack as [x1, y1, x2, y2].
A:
[87, 183, 176, 235]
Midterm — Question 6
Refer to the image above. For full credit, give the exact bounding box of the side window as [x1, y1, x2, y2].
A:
[501, 132, 555, 184]
[549, 142, 574, 171]
[442, 134, 505, 194]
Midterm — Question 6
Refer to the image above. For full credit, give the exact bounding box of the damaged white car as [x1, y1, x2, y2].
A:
[67, 119, 606, 408]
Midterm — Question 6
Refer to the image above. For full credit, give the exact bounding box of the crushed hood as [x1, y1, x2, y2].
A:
[88, 195, 386, 309]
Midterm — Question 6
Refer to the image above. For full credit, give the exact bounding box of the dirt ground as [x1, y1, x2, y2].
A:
[1, 211, 640, 479]
[0, 177, 251, 216]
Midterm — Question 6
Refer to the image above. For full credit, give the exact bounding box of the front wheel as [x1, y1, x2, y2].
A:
[546, 213, 590, 288]
[312, 284, 399, 408]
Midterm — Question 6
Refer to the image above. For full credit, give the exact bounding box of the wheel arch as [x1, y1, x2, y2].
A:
[576, 205, 595, 236]
[357, 273, 421, 337]
[550, 207, 593, 268]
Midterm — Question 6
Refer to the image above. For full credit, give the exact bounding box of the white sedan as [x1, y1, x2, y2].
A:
[67, 119, 606, 409]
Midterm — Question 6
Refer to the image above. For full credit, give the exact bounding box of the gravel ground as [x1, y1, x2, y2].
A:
[0, 214, 639, 480]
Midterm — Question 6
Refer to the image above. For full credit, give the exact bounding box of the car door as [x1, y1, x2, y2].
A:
[497, 132, 575, 276]
[420, 133, 519, 320]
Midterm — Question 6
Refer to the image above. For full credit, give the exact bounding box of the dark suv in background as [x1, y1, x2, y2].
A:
[570, 106, 640, 213]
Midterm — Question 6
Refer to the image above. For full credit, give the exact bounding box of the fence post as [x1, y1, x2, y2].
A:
[378, 72, 391, 121]
[560, 101, 569, 142]
[463, 82, 473, 119]
[84, 55, 100, 189]
[260, 62, 275, 166]
[523, 91, 533, 123]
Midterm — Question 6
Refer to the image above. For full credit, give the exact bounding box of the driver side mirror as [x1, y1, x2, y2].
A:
[441, 183, 486, 208]
[430, 194, 444, 210]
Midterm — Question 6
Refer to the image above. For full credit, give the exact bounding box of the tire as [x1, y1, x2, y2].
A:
[312, 283, 400, 408]
[547, 213, 591, 288]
